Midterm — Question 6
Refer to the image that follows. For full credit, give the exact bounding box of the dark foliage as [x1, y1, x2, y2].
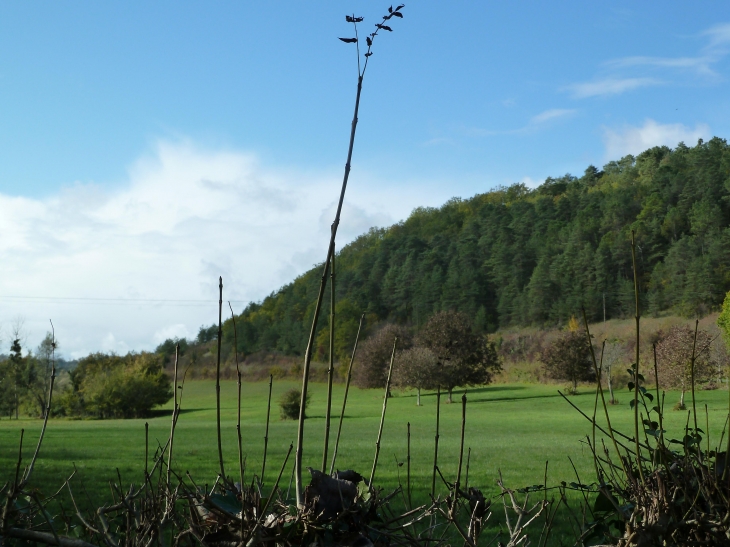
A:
[279, 387, 310, 420]
[417, 310, 501, 401]
[540, 331, 594, 393]
[59, 352, 173, 418]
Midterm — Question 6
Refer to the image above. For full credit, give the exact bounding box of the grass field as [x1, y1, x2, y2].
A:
[2, 380, 729, 540]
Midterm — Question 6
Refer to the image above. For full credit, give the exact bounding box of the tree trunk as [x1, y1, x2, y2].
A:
[416, 388, 421, 406]
[447, 387, 453, 404]
[607, 368, 615, 404]
[680, 388, 685, 408]
[572, 378, 578, 395]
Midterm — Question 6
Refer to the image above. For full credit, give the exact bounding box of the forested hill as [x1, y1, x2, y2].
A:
[212, 137, 730, 362]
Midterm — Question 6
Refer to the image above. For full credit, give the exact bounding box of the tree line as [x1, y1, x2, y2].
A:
[0, 333, 172, 419]
[204, 137, 730, 363]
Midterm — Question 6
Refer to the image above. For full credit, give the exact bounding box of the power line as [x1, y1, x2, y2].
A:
[0, 295, 248, 307]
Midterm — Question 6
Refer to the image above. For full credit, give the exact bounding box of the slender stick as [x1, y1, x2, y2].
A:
[167, 343, 179, 486]
[369, 337, 398, 486]
[262, 374, 273, 484]
[690, 318, 699, 434]
[630, 230, 645, 483]
[229, 302, 245, 525]
[432, 386, 441, 499]
[581, 308, 628, 476]
[453, 392, 467, 511]
[322, 247, 336, 472]
[653, 344, 665, 450]
[1, 429, 24, 533]
[21, 319, 57, 487]
[465, 448, 471, 491]
[247, 443, 294, 544]
[216, 276, 226, 482]
[144, 422, 149, 479]
[407, 422, 411, 509]
[293, 11, 403, 506]
[726, 355, 730, 480]
[330, 313, 365, 474]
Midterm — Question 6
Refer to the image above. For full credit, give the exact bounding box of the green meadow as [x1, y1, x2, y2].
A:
[1, 381, 728, 518]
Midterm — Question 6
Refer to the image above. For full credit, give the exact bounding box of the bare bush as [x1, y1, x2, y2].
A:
[655, 325, 714, 408]
[392, 346, 439, 405]
[353, 323, 412, 390]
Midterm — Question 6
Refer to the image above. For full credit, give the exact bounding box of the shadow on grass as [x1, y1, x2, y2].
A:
[399, 386, 528, 401]
[146, 408, 201, 418]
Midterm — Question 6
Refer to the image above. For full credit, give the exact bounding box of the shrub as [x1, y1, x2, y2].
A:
[279, 388, 310, 420]
[62, 352, 172, 418]
[540, 331, 594, 394]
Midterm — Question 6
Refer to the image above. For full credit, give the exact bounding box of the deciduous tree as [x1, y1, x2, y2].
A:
[417, 310, 501, 403]
[540, 332, 594, 394]
[353, 324, 412, 390]
[392, 347, 439, 405]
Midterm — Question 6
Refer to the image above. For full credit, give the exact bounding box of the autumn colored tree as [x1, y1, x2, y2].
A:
[540, 332, 594, 394]
[655, 325, 714, 409]
[392, 346, 439, 405]
[353, 324, 412, 390]
[717, 290, 730, 349]
[417, 310, 501, 403]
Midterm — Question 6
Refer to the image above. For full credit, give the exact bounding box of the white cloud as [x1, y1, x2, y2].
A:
[153, 324, 191, 345]
[703, 22, 730, 49]
[605, 56, 715, 76]
[530, 109, 576, 124]
[603, 119, 711, 159]
[520, 177, 544, 189]
[0, 140, 454, 358]
[566, 21, 730, 99]
[567, 77, 660, 99]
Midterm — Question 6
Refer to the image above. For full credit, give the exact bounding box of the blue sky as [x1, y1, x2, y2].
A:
[2, 1, 730, 356]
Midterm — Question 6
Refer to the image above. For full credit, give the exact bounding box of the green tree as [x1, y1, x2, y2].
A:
[61, 352, 172, 418]
[417, 310, 501, 403]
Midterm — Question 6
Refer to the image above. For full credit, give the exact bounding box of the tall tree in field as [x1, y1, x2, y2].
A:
[393, 346, 439, 405]
[24, 332, 57, 417]
[540, 331, 594, 394]
[353, 324, 412, 391]
[655, 325, 714, 409]
[417, 310, 501, 403]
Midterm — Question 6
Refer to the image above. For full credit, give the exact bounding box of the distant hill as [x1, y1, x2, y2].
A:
[194, 137, 730, 364]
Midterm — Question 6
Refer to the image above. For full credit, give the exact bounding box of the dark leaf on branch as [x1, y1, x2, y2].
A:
[376, 24, 393, 31]
[345, 15, 364, 23]
[389, 5, 393, 12]
[396, 4, 404, 10]
[364, 52, 372, 57]
[338, 37, 358, 43]
[391, 11, 403, 18]
[366, 37, 372, 46]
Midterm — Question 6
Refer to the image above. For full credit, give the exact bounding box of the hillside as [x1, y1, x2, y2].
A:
[187, 137, 730, 365]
